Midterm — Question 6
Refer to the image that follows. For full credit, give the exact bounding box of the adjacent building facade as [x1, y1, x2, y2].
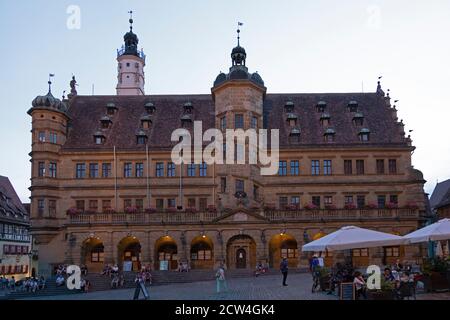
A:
[28, 19, 428, 276]
[0, 176, 32, 280]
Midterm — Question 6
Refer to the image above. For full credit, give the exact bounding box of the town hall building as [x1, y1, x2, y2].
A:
[28, 17, 428, 276]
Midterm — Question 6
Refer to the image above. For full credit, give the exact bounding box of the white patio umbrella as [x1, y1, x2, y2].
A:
[403, 218, 450, 244]
[302, 226, 404, 252]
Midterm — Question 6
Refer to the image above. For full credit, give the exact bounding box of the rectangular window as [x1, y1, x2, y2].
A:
[278, 161, 287, 176]
[312, 196, 321, 208]
[352, 248, 369, 257]
[38, 131, 46, 142]
[279, 197, 288, 209]
[76, 200, 85, 211]
[390, 195, 398, 205]
[323, 160, 332, 175]
[311, 160, 320, 175]
[357, 195, 365, 209]
[356, 160, 365, 175]
[102, 163, 112, 178]
[290, 160, 299, 175]
[167, 162, 175, 177]
[389, 159, 397, 174]
[49, 132, 57, 144]
[135, 199, 143, 212]
[37, 199, 44, 217]
[49, 162, 57, 178]
[235, 114, 244, 129]
[377, 195, 386, 208]
[167, 199, 176, 208]
[235, 179, 245, 193]
[187, 164, 196, 177]
[324, 196, 333, 206]
[123, 163, 132, 178]
[89, 163, 99, 178]
[199, 198, 207, 211]
[253, 185, 259, 200]
[385, 247, 400, 257]
[220, 177, 226, 193]
[38, 162, 45, 177]
[199, 163, 207, 177]
[188, 198, 196, 208]
[291, 196, 300, 205]
[344, 160, 352, 175]
[345, 196, 354, 204]
[156, 162, 164, 177]
[223, 143, 227, 162]
[76, 163, 86, 179]
[376, 159, 385, 174]
[220, 116, 226, 131]
[156, 199, 164, 210]
[48, 200, 56, 218]
[124, 199, 132, 209]
[102, 200, 111, 212]
[251, 116, 257, 129]
[89, 200, 98, 212]
[135, 163, 144, 177]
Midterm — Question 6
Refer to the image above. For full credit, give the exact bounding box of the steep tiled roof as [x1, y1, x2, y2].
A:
[0, 176, 29, 224]
[62, 91, 408, 151]
[430, 179, 450, 210]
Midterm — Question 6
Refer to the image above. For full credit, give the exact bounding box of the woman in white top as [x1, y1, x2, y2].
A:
[215, 264, 228, 293]
[353, 271, 367, 299]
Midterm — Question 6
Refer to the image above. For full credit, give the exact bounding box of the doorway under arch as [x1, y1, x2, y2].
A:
[155, 236, 178, 270]
[269, 233, 298, 268]
[81, 237, 104, 272]
[118, 236, 141, 271]
[190, 236, 214, 269]
[226, 234, 256, 269]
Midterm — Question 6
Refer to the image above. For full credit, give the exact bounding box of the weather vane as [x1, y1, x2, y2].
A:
[128, 10, 133, 30]
[48, 73, 55, 93]
[237, 22, 243, 46]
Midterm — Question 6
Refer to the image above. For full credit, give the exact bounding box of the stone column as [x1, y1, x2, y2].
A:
[103, 232, 114, 265]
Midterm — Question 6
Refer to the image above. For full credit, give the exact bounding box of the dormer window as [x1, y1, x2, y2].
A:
[284, 101, 294, 113]
[100, 116, 112, 129]
[353, 112, 364, 126]
[348, 100, 358, 112]
[180, 114, 192, 128]
[324, 128, 336, 142]
[183, 102, 193, 114]
[289, 128, 301, 143]
[106, 103, 118, 115]
[93, 131, 105, 145]
[287, 113, 298, 127]
[144, 102, 156, 114]
[359, 128, 370, 142]
[317, 101, 327, 112]
[320, 113, 331, 126]
[140, 115, 152, 129]
[136, 130, 148, 145]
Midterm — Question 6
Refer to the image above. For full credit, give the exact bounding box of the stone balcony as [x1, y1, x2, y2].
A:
[65, 208, 422, 226]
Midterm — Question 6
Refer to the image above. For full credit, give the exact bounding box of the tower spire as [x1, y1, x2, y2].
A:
[48, 73, 55, 94]
[237, 22, 243, 46]
[128, 10, 133, 31]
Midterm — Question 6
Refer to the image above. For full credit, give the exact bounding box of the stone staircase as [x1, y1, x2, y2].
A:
[2, 268, 286, 300]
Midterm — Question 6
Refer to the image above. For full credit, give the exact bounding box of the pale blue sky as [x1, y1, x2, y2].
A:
[1, 0, 449, 202]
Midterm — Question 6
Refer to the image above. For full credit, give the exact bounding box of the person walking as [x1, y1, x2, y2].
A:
[215, 264, 227, 293]
[280, 257, 288, 286]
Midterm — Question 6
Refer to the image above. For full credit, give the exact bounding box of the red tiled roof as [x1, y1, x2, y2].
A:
[62, 92, 408, 151]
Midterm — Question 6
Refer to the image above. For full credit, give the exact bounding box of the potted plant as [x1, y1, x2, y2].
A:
[325, 204, 337, 210]
[124, 206, 138, 214]
[185, 207, 197, 214]
[103, 207, 116, 214]
[207, 205, 217, 213]
[386, 202, 398, 209]
[145, 207, 156, 214]
[264, 204, 276, 211]
[166, 207, 177, 213]
[421, 257, 450, 292]
[368, 278, 396, 300]
[66, 207, 82, 215]
[285, 204, 299, 211]
[344, 203, 357, 210]
[365, 202, 378, 209]
[316, 266, 331, 291]
[304, 203, 318, 210]
[405, 201, 419, 210]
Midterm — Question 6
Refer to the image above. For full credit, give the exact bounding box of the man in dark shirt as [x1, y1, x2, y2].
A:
[280, 257, 289, 286]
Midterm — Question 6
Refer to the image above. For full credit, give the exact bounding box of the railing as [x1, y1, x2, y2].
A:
[66, 208, 421, 225]
[0, 233, 31, 242]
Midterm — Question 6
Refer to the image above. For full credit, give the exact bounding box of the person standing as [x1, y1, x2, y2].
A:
[215, 264, 227, 293]
[280, 257, 288, 286]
